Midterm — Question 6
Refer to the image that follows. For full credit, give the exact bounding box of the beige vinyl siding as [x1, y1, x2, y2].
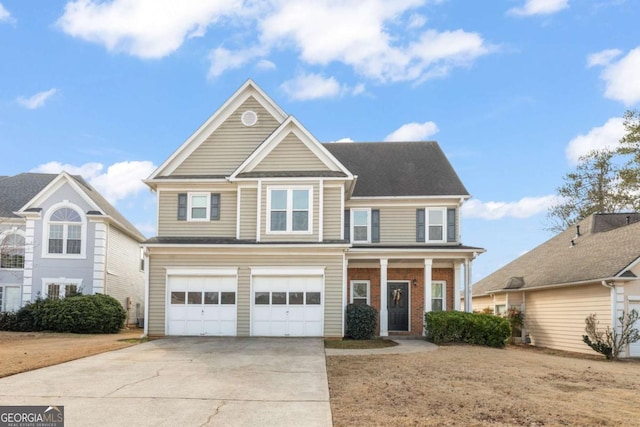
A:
[507, 292, 524, 308]
[526, 283, 611, 355]
[172, 97, 280, 176]
[105, 226, 144, 325]
[158, 190, 237, 237]
[471, 295, 493, 312]
[378, 206, 416, 244]
[252, 133, 330, 172]
[239, 187, 258, 240]
[147, 249, 344, 337]
[323, 186, 342, 241]
[493, 293, 506, 307]
[260, 181, 319, 242]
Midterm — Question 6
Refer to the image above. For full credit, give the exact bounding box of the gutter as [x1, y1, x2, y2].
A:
[475, 276, 633, 298]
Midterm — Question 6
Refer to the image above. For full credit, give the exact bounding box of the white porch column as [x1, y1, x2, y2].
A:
[22, 219, 36, 304]
[454, 261, 462, 311]
[423, 259, 433, 335]
[464, 258, 473, 312]
[380, 258, 388, 337]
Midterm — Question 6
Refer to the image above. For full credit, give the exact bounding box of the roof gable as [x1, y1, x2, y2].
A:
[149, 79, 287, 180]
[0, 173, 57, 218]
[231, 116, 353, 180]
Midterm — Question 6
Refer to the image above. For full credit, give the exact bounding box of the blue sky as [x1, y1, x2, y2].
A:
[1, 0, 639, 282]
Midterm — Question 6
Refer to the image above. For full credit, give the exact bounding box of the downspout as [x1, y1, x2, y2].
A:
[601, 280, 617, 336]
[142, 246, 150, 338]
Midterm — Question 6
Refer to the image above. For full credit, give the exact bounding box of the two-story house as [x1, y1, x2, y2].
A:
[0, 172, 146, 325]
[143, 80, 483, 337]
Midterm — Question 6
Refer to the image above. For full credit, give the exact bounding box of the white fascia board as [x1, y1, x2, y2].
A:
[149, 80, 287, 180]
[18, 172, 102, 215]
[616, 256, 640, 277]
[349, 195, 470, 201]
[346, 247, 485, 258]
[165, 267, 238, 276]
[145, 243, 350, 250]
[251, 266, 326, 276]
[476, 276, 635, 297]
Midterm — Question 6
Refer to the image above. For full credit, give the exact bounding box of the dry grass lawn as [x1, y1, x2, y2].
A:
[0, 329, 143, 378]
[327, 344, 640, 426]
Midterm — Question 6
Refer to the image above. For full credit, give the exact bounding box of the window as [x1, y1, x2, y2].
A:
[495, 304, 506, 317]
[267, 188, 312, 233]
[431, 281, 446, 311]
[428, 209, 445, 242]
[45, 282, 79, 300]
[1, 231, 25, 269]
[351, 209, 370, 243]
[350, 281, 370, 305]
[45, 206, 84, 257]
[178, 193, 221, 221]
[417, 208, 449, 243]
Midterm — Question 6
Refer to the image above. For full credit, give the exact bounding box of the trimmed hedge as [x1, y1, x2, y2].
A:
[0, 294, 126, 334]
[424, 310, 511, 348]
[346, 303, 378, 340]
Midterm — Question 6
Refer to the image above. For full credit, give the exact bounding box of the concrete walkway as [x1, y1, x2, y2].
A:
[324, 338, 438, 356]
[0, 337, 331, 427]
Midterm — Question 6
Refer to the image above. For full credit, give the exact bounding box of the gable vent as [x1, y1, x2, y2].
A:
[241, 110, 258, 126]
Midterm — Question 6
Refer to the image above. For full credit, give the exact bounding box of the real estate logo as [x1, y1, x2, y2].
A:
[0, 406, 64, 427]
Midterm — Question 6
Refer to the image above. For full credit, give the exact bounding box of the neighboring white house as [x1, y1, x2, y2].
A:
[0, 172, 146, 325]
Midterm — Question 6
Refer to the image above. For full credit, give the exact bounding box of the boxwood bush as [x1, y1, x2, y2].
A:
[346, 303, 378, 340]
[424, 310, 511, 348]
[0, 294, 126, 334]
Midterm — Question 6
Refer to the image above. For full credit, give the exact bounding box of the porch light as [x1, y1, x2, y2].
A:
[412, 277, 417, 287]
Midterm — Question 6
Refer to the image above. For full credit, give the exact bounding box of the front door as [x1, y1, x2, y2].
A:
[388, 282, 409, 331]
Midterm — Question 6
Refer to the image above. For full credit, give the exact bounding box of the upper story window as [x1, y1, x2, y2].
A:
[417, 208, 456, 243]
[267, 187, 312, 233]
[1, 230, 25, 269]
[352, 209, 371, 243]
[43, 203, 86, 259]
[177, 193, 221, 221]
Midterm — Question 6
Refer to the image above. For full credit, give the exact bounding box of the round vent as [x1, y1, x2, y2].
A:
[241, 110, 258, 126]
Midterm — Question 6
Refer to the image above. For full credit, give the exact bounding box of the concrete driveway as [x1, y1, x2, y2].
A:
[0, 337, 332, 427]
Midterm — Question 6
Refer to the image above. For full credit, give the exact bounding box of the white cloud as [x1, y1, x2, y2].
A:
[208, 46, 264, 79]
[565, 117, 625, 164]
[587, 49, 621, 68]
[0, 3, 13, 23]
[280, 73, 342, 101]
[330, 137, 354, 143]
[31, 160, 156, 204]
[256, 59, 276, 71]
[590, 47, 640, 106]
[508, 0, 569, 16]
[462, 195, 559, 220]
[16, 89, 58, 109]
[57, 0, 242, 59]
[385, 121, 439, 142]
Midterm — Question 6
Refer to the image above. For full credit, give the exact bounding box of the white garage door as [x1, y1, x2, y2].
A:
[252, 275, 323, 337]
[629, 302, 640, 357]
[168, 275, 237, 336]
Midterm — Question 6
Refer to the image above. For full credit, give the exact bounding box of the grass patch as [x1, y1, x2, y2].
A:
[324, 339, 398, 349]
[118, 337, 151, 344]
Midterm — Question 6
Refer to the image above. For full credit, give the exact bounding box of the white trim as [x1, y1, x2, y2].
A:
[265, 186, 313, 234]
[350, 208, 371, 244]
[186, 192, 211, 221]
[0, 228, 26, 271]
[342, 251, 347, 337]
[256, 179, 262, 242]
[628, 295, 640, 302]
[251, 267, 325, 276]
[340, 184, 345, 240]
[425, 207, 447, 243]
[350, 195, 470, 201]
[318, 180, 324, 242]
[92, 222, 107, 294]
[41, 277, 83, 298]
[236, 187, 242, 239]
[453, 261, 461, 311]
[165, 268, 238, 276]
[431, 280, 446, 311]
[350, 280, 370, 305]
[148, 80, 287, 180]
[143, 248, 150, 336]
[41, 201, 87, 259]
[380, 258, 388, 337]
[424, 259, 433, 336]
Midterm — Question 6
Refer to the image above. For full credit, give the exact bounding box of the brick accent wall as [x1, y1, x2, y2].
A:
[347, 266, 455, 337]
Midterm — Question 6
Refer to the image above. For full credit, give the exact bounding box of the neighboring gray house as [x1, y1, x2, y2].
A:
[143, 80, 483, 338]
[0, 172, 146, 325]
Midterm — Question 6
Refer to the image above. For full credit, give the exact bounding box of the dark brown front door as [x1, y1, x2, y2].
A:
[388, 282, 409, 331]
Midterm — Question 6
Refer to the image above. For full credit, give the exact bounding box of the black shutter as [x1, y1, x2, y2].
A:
[210, 193, 220, 220]
[416, 209, 425, 242]
[177, 193, 187, 220]
[372, 209, 380, 243]
[344, 209, 350, 241]
[447, 208, 456, 242]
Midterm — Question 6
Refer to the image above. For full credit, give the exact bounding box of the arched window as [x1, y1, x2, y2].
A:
[47, 207, 83, 255]
[1, 231, 25, 269]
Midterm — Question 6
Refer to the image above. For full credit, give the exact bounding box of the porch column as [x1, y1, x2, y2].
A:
[423, 259, 433, 336]
[464, 258, 473, 312]
[380, 258, 388, 337]
[453, 261, 462, 311]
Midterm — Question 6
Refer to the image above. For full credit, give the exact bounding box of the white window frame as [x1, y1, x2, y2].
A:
[187, 192, 210, 222]
[350, 208, 371, 243]
[266, 187, 313, 234]
[426, 208, 447, 243]
[41, 202, 87, 259]
[350, 280, 370, 305]
[431, 280, 446, 311]
[0, 228, 26, 270]
[41, 278, 83, 299]
[495, 304, 507, 317]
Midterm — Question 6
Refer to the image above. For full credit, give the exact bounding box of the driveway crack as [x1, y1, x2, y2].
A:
[103, 364, 168, 397]
[200, 401, 227, 426]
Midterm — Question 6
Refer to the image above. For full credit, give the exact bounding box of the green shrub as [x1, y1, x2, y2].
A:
[0, 311, 18, 331]
[1, 294, 126, 334]
[424, 311, 511, 348]
[346, 303, 378, 340]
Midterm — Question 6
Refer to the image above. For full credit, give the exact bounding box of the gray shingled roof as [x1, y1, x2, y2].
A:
[472, 213, 640, 295]
[0, 173, 144, 241]
[324, 141, 469, 197]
